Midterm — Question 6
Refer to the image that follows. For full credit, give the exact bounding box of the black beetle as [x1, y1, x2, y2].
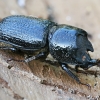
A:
[0, 15, 99, 87]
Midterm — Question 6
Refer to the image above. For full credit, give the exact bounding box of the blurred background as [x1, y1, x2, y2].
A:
[0, 0, 100, 58]
[0, 0, 100, 100]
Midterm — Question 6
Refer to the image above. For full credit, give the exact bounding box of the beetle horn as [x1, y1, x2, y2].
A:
[86, 40, 94, 52]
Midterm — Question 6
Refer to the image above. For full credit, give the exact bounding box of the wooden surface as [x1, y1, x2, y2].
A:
[0, 0, 100, 100]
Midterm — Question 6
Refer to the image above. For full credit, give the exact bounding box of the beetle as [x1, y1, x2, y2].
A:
[0, 15, 99, 87]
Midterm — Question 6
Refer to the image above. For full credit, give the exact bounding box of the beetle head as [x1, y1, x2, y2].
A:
[75, 30, 94, 69]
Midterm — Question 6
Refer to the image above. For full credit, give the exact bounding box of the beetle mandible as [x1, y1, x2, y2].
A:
[0, 15, 99, 87]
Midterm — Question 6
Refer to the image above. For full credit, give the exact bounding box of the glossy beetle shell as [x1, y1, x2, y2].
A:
[0, 15, 94, 66]
[0, 15, 55, 51]
[49, 25, 94, 65]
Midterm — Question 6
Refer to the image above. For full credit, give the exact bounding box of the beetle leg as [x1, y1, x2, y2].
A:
[0, 47, 17, 51]
[61, 63, 81, 83]
[7, 52, 46, 63]
[24, 52, 48, 62]
[8, 51, 48, 63]
[24, 51, 48, 62]
[87, 59, 98, 68]
[60, 63, 91, 89]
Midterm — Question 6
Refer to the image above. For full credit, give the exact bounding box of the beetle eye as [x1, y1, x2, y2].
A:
[76, 29, 88, 37]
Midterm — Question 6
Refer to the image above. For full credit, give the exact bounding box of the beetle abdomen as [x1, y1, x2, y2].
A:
[0, 15, 55, 50]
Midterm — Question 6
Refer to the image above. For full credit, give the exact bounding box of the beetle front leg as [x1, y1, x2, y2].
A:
[79, 59, 99, 70]
[60, 63, 91, 88]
